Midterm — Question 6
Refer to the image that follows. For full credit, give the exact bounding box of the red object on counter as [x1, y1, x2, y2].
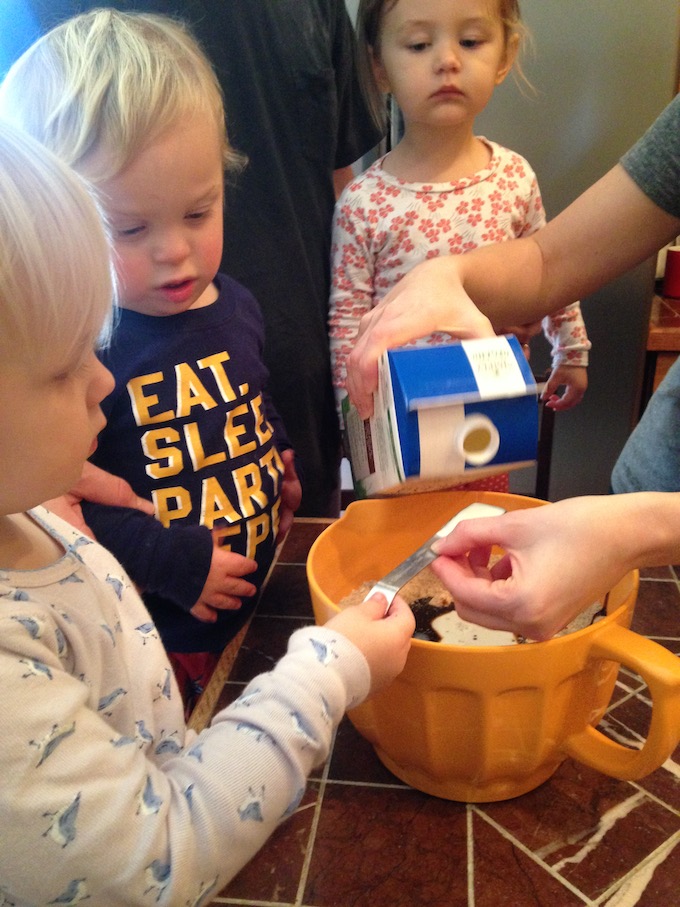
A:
[662, 246, 680, 298]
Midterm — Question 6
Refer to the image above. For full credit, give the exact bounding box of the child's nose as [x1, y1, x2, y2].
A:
[435, 41, 462, 72]
[153, 229, 191, 263]
[89, 355, 114, 406]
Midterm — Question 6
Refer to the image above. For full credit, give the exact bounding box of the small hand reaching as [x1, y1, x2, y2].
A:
[276, 448, 302, 544]
[326, 593, 415, 695]
[190, 540, 258, 623]
[541, 364, 587, 411]
[43, 461, 154, 539]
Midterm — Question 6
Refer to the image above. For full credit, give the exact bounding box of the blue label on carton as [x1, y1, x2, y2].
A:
[343, 335, 539, 497]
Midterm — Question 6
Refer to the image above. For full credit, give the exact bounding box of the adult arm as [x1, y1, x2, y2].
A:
[347, 165, 680, 418]
[43, 461, 154, 538]
[430, 492, 680, 640]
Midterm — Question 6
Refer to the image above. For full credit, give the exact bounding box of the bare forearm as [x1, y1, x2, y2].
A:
[616, 492, 680, 571]
[461, 165, 680, 327]
[346, 165, 680, 419]
[457, 238, 546, 328]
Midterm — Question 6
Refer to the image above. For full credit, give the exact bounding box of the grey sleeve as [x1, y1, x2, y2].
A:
[620, 93, 680, 218]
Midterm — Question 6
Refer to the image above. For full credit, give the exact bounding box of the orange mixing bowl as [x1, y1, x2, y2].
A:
[307, 490, 680, 802]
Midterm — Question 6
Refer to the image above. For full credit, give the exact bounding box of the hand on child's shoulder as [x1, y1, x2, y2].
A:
[43, 462, 154, 538]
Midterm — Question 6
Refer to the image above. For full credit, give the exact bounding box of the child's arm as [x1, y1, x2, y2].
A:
[328, 186, 377, 419]
[82, 501, 265, 622]
[541, 302, 591, 410]
[81, 500, 215, 612]
[190, 542, 258, 621]
[257, 387, 302, 541]
[276, 447, 302, 542]
[541, 363, 588, 411]
[0, 572, 413, 902]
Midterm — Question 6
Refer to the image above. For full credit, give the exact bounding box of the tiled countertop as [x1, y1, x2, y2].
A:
[200, 519, 680, 907]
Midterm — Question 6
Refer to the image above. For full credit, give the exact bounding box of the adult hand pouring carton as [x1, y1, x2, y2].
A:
[342, 335, 539, 498]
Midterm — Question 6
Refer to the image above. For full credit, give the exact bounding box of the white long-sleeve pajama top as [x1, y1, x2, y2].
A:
[0, 508, 369, 906]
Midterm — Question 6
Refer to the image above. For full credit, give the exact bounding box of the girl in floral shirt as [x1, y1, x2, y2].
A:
[330, 0, 591, 492]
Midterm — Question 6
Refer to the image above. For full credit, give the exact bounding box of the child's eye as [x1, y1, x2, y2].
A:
[53, 369, 74, 383]
[116, 225, 145, 238]
[460, 38, 484, 49]
[53, 358, 84, 383]
[186, 210, 208, 222]
[407, 41, 430, 52]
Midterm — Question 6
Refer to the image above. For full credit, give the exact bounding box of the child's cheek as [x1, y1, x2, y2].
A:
[206, 231, 223, 275]
[112, 249, 146, 306]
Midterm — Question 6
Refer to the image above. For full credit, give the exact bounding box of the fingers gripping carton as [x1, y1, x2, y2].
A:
[342, 336, 539, 498]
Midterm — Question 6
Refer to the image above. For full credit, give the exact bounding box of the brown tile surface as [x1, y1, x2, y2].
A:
[304, 785, 469, 907]
[471, 813, 588, 907]
[203, 520, 680, 907]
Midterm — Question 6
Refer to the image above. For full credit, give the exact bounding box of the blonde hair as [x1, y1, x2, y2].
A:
[0, 8, 241, 184]
[0, 122, 112, 367]
[356, 0, 529, 130]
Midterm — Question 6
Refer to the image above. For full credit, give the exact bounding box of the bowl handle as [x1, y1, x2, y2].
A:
[563, 623, 680, 780]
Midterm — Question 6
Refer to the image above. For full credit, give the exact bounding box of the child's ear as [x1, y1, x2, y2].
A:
[370, 45, 391, 94]
[495, 32, 520, 85]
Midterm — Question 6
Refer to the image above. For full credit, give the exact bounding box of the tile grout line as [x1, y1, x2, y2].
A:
[592, 830, 680, 905]
[316, 777, 407, 791]
[466, 805, 475, 907]
[293, 727, 337, 907]
[212, 898, 288, 906]
[629, 777, 680, 817]
[471, 806, 597, 906]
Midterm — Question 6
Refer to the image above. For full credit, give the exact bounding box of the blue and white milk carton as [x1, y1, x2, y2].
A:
[342, 335, 539, 498]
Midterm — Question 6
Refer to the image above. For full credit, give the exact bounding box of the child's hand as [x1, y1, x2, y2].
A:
[325, 594, 415, 695]
[43, 462, 154, 539]
[191, 544, 258, 623]
[277, 448, 302, 543]
[541, 364, 587, 411]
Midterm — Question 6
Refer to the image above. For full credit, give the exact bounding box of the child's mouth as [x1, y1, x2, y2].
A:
[159, 278, 196, 303]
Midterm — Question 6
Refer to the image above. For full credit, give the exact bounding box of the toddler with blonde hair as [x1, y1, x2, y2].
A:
[0, 119, 414, 905]
[0, 9, 302, 711]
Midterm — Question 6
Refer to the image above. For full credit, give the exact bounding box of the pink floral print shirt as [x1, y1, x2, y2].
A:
[329, 139, 591, 398]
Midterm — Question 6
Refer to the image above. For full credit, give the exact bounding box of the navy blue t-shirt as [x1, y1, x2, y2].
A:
[83, 274, 290, 652]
